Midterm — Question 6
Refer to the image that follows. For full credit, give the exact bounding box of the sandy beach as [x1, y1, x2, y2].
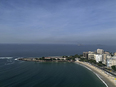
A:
[75, 61, 116, 87]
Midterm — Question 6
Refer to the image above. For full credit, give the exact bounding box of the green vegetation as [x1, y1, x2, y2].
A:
[52, 58, 56, 60]
[62, 54, 83, 61]
[111, 65, 116, 71]
[79, 58, 88, 62]
[38, 57, 45, 60]
[57, 58, 60, 60]
[21, 54, 83, 62]
[66, 56, 75, 61]
[110, 52, 114, 57]
[35, 58, 39, 60]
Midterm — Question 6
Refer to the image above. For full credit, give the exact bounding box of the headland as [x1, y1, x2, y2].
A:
[18, 56, 75, 62]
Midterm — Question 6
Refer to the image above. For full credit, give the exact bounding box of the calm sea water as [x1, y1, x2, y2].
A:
[0, 44, 115, 87]
[0, 44, 115, 57]
[0, 60, 106, 87]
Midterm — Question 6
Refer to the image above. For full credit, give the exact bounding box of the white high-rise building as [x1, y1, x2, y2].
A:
[102, 54, 111, 65]
[102, 54, 107, 65]
[97, 49, 104, 54]
[94, 54, 103, 63]
[107, 56, 116, 68]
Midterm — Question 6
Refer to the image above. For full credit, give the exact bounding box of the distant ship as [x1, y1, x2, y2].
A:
[96, 44, 103, 46]
[77, 44, 83, 46]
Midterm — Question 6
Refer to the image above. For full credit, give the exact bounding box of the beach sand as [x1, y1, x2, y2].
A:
[75, 61, 116, 87]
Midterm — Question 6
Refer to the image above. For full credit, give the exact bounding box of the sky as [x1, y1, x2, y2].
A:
[0, 0, 116, 45]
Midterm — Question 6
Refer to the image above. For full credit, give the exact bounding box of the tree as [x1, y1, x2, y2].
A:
[42, 57, 45, 60]
[62, 56, 65, 58]
[65, 56, 68, 58]
[53, 58, 56, 60]
[74, 54, 79, 58]
[57, 58, 60, 60]
[110, 52, 114, 57]
[111, 66, 116, 71]
[99, 61, 102, 64]
[35, 58, 39, 60]
[39, 58, 42, 60]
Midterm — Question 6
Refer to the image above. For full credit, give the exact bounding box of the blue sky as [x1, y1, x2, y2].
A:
[0, 0, 116, 45]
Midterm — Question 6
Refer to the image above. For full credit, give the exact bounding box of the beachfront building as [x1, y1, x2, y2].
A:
[102, 54, 111, 65]
[112, 56, 116, 58]
[97, 49, 104, 54]
[107, 57, 116, 68]
[88, 51, 94, 54]
[88, 51, 95, 60]
[104, 52, 110, 55]
[94, 54, 103, 63]
[83, 52, 88, 59]
[102, 54, 107, 65]
[107, 55, 112, 59]
[88, 54, 95, 60]
[107, 58, 116, 68]
[114, 52, 116, 56]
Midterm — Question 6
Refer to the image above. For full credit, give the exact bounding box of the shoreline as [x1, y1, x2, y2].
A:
[81, 63, 108, 87]
[95, 72, 108, 87]
[75, 61, 116, 87]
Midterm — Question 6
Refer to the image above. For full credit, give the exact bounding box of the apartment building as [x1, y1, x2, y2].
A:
[97, 49, 104, 54]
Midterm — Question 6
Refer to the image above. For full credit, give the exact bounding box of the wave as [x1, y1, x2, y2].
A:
[0, 57, 13, 59]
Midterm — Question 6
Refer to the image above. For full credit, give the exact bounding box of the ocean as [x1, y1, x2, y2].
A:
[0, 44, 115, 57]
[0, 44, 115, 87]
[0, 60, 106, 87]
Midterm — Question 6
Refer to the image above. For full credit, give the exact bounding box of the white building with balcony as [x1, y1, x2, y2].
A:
[94, 54, 103, 63]
[107, 56, 116, 68]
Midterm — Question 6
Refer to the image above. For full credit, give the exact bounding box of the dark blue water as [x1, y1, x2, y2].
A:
[0, 60, 106, 87]
[0, 44, 115, 57]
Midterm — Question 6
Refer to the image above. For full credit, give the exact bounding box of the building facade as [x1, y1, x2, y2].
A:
[97, 49, 104, 54]
[94, 54, 103, 63]
[83, 52, 88, 59]
[102, 54, 107, 65]
[107, 59, 116, 68]
[107, 56, 116, 68]
[114, 52, 116, 56]
[88, 54, 95, 60]
[104, 52, 110, 55]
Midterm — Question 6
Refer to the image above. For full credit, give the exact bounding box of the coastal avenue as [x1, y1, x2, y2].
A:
[92, 63, 116, 77]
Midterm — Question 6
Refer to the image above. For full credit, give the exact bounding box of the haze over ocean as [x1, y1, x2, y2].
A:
[0, 44, 115, 57]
